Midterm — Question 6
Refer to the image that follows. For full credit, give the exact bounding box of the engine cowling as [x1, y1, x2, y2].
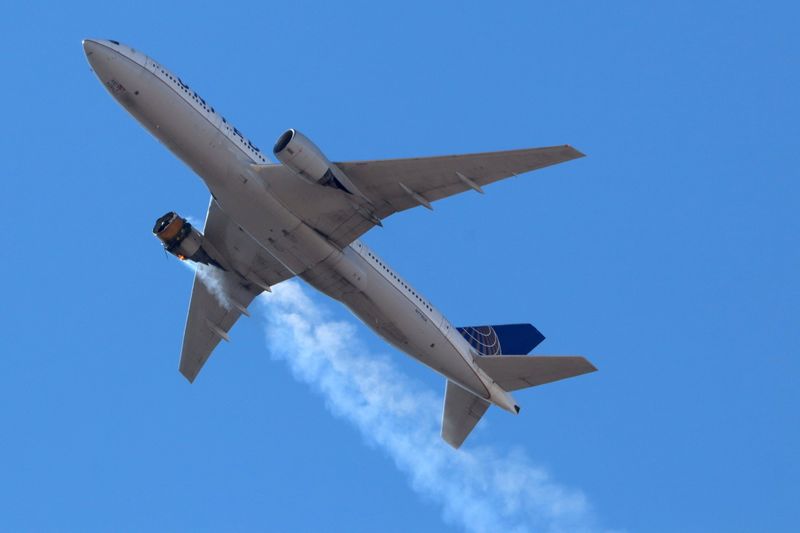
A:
[153, 212, 222, 268]
[272, 128, 332, 183]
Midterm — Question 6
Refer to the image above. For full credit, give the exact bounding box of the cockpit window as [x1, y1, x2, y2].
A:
[109, 40, 120, 45]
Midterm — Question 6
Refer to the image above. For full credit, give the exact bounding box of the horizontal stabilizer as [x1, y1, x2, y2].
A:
[442, 380, 490, 448]
[457, 323, 545, 356]
[474, 355, 596, 392]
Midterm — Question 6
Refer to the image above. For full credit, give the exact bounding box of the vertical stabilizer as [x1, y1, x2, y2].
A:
[457, 323, 545, 356]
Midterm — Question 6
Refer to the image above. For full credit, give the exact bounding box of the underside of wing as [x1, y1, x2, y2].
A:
[252, 144, 583, 248]
[252, 164, 376, 248]
[336, 144, 585, 220]
[202, 198, 295, 288]
[179, 199, 294, 382]
[180, 268, 261, 382]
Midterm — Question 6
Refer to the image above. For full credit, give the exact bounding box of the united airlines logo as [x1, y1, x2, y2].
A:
[457, 326, 503, 356]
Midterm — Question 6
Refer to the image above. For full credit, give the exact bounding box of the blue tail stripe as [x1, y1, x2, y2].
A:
[456, 323, 545, 356]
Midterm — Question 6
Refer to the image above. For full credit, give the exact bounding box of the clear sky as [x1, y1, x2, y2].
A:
[1, 1, 797, 532]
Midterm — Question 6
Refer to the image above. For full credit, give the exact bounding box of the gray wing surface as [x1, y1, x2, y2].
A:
[179, 200, 294, 382]
[180, 270, 260, 382]
[336, 145, 585, 221]
[253, 145, 583, 248]
[441, 380, 490, 449]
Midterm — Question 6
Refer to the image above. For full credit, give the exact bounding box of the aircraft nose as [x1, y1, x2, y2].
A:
[82, 38, 100, 57]
[83, 38, 119, 80]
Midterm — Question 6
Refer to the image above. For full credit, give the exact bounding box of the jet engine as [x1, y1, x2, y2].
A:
[153, 212, 223, 268]
[273, 128, 352, 193]
[273, 128, 330, 182]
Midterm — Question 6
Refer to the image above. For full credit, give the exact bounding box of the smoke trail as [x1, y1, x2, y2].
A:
[194, 263, 234, 310]
[174, 215, 236, 310]
[259, 281, 611, 533]
[181, 261, 234, 310]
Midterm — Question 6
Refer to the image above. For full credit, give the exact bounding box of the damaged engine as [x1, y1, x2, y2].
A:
[153, 212, 223, 269]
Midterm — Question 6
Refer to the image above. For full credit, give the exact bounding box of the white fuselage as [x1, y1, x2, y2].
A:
[84, 39, 517, 412]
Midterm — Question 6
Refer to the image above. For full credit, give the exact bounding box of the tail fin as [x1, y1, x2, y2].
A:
[441, 380, 490, 448]
[474, 355, 597, 392]
[457, 323, 545, 356]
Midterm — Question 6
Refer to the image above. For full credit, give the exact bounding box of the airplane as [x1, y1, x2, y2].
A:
[83, 39, 596, 448]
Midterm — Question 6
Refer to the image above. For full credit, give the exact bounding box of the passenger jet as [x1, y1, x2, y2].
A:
[83, 39, 596, 448]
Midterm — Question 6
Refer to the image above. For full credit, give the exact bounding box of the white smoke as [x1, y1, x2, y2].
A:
[259, 281, 612, 533]
[181, 261, 234, 310]
[194, 263, 234, 310]
[175, 214, 236, 310]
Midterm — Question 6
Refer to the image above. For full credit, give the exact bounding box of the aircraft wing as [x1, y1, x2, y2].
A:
[254, 145, 583, 247]
[179, 200, 294, 382]
[335, 144, 585, 221]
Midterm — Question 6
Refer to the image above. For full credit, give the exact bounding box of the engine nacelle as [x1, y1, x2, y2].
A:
[273, 128, 346, 189]
[153, 212, 223, 268]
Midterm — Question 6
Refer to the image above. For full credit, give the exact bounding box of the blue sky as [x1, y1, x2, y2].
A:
[1, 1, 798, 531]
